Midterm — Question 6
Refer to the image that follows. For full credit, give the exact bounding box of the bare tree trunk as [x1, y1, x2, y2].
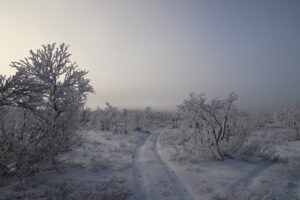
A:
[216, 144, 224, 160]
[295, 125, 299, 139]
[293, 121, 299, 139]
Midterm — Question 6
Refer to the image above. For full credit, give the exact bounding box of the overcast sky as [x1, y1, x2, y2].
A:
[1, 0, 299, 110]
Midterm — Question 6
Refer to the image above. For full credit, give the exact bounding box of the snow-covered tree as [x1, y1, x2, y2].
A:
[79, 107, 92, 126]
[129, 109, 144, 131]
[285, 104, 300, 139]
[0, 43, 93, 177]
[104, 102, 119, 130]
[142, 106, 153, 129]
[171, 112, 181, 128]
[179, 92, 240, 160]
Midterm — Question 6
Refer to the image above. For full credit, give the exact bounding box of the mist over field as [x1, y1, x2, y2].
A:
[0, 1, 300, 200]
[1, 0, 300, 111]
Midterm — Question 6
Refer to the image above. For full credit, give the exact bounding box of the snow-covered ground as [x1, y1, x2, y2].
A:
[1, 126, 300, 200]
[0, 129, 147, 200]
[130, 128, 193, 200]
[158, 128, 300, 200]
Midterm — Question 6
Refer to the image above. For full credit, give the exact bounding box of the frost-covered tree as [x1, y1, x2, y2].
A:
[104, 102, 119, 130]
[10, 43, 93, 116]
[285, 104, 300, 139]
[79, 107, 92, 126]
[179, 92, 240, 160]
[91, 103, 119, 131]
[0, 72, 40, 108]
[143, 106, 153, 129]
[171, 112, 181, 129]
[129, 109, 144, 131]
[90, 105, 169, 132]
[0, 43, 93, 177]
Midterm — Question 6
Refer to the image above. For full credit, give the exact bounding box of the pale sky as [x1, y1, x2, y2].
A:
[1, 0, 300, 110]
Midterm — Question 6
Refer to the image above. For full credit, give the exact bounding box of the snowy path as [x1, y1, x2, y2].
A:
[131, 133, 150, 200]
[131, 129, 193, 200]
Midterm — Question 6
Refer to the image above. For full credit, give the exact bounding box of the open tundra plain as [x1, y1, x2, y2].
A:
[1, 123, 299, 200]
[1, 1, 300, 199]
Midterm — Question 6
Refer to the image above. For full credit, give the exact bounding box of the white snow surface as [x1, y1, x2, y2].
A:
[0, 129, 146, 200]
[130, 128, 193, 200]
[1, 126, 300, 200]
[158, 128, 300, 200]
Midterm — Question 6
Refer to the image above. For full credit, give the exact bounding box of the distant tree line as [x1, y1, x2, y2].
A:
[79, 104, 172, 133]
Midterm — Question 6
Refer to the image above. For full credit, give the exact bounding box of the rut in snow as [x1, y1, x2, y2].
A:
[131, 133, 150, 200]
[131, 128, 193, 200]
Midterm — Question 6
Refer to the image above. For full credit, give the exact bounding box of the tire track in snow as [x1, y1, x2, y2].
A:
[131, 128, 193, 200]
[151, 129, 194, 200]
[131, 133, 150, 200]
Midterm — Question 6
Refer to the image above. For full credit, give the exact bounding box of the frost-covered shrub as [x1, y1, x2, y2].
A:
[174, 127, 215, 163]
[119, 141, 128, 149]
[212, 186, 298, 200]
[79, 107, 93, 126]
[89, 156, 112, 171]
[281, 157, 300, 173]
[128, 135, 142, 144]
[128, 110, 144, 131]
[162, 122, 248, 164]
[236, 139, 274, 162]
[0, 43, 93, 177]
[284, 105, 300, 139]
[1, 177, 131, 200]
[92, 103, 119, 131]
[90, 105, 164, 133]
[236, 126, 300, 163]
[66, 177, 131, 200]
[110, 141, 132, 153]
[178, 92, 248, 160]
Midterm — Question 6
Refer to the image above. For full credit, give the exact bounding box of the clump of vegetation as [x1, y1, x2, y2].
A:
[0, 43, 94, 177]
[178, 92, 248, 160]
